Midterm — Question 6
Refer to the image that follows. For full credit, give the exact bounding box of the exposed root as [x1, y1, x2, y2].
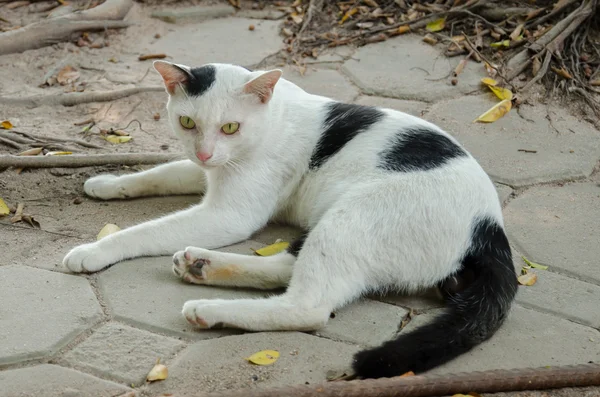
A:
[0, 153, 183, 169]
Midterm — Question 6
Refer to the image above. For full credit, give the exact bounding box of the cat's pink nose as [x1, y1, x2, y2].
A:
[196, 152, 212, 162]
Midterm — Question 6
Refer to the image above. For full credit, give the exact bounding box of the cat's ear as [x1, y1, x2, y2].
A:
[243, 69, 282, 104]
[153, 61, 192, 95]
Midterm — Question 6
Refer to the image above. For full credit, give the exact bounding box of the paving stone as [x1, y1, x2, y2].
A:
[342, 35, 486, 102]
[0, 266, 102, 365]
[305, 46, 356, 66]
[427, 97, 600, 186]
[315, 299, 408, 346]
[148, 332, 360, 395]
[496, 183, 513, 205]
[251, 224, 304, 245]
[370, 288, 445, 311]
[402, 305, 600, 374]
[62, 322, 185, 384]
[97, 241, 268, 340]
[0, 364, 131, 397]
[354, 95, 429, 117]
[282, 66, 359, 102]
[504, 183, 600, 284]
[145, 18, 282, 67]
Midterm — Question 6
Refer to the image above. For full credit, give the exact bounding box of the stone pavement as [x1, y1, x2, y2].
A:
[1, 4, 599, 397]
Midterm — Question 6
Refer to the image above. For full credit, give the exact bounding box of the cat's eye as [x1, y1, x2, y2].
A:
[179, 116, 196, 129]
[221, 122, 240, 135]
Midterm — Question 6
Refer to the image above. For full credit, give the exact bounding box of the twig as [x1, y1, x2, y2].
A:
[298, 0, 323, 37]
[0, 153, 183, 169]
[0, 222, 83, 239]
[8, 130, 105, 149]
[138, 53, 167, 61]
[521, 50, 553, 92]
[0, 86, 164, 108]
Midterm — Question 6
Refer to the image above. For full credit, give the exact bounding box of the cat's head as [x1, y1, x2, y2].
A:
[153, 61, 282, 169]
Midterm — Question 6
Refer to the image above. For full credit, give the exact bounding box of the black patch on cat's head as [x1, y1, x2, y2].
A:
[185, 65, 217, 97]
[310, 103, 384, 170]
[378, 128, 467, 172]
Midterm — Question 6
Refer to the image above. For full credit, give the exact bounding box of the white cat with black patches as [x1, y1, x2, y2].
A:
[63, 61, 518, 378]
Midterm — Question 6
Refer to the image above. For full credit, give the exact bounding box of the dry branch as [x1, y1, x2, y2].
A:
[200, 364, 600, 397]
[0, 86, 164, 108]
[0, 0, 134, 56]
[0, 153, 183, 169]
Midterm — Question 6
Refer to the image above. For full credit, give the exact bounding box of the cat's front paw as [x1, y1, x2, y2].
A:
[172, 247, 212, 284]
[182, 299, 225, 328]
[63, 242, 116, 273]
[84, 175, 126, 200]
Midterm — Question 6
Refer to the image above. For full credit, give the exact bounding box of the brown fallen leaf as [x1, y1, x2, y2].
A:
[551, 66, 572, 79]
[532, 57, 542, 77]
[518, 271, 537, 286]
[56, 65, 80, 85]
[138, 53, 167, 61]
[147, 358, 168, 382]
[362, 0, 378, 6]
[474, 99, 512, 123]
[21, 214, 40, 228]
[396, 25, 410, 35]
[590, 79, 600, 87]
[1, 120, 13, 130]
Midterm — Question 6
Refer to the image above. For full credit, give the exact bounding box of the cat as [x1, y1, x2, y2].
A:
[63, 60, 518, 378]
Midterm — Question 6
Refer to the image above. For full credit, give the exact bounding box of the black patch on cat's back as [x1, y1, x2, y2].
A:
[186, 65, 217, 96]
[378, 127, 467, 172]
[309, 103, 384, 170]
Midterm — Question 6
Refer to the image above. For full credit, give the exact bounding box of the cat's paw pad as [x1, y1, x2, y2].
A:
[84, 175, 127, 200]
[182, 300, 224, 328]
[172, 247, 212, 284]
[63, 242, 114, 273]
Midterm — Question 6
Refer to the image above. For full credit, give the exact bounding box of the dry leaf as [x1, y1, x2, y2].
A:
[400, 371, 415, 377]
[590, 79, 600, 87]
[397, 25, 410, 34]
[56, 65, 80, 85]
[246, 350, 280, 366]
[518, 272, 537, 286]
[454, 59, 467, 77]
[18, 147, 43, 156]
[0, 198, 9, 216]
[488, 85, 513, 101]
[21, 214, 40, 228]
[339, 8, 357, 24]
[474, 99, 512, 123]
[111, 130, 130, 136]
[105, 135, 132, 144]
[426, 18, 445, 32]
[1, 120, 13, 129]
[532, 57, 541, 77]
[491, 40, 510, 48]
[97, 223, 121, 240]
[481, 77, 498, 86]
[45, 151, 73, 156]
[363, 0, 378, 6]
[10, 203, 24, 223]
[254, 241, 290, 256]
[282, 27, 293, 37]
[551, 66, 572, 79]
[423, 33, 438, 45]
[522, 256, 548, 270]
[509, 24, 524, 42]
[147, 358, 168, 382]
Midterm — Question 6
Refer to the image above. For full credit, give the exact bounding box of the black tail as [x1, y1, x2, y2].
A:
[352, 217, 518, 378]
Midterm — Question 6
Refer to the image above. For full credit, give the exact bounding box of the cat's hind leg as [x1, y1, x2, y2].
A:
[85, 160, 206, 200]
[172, 246, 295, 290]
[181, 219, 369, 331]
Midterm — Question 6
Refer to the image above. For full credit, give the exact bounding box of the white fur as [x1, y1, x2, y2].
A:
[63, 62, 502, 331]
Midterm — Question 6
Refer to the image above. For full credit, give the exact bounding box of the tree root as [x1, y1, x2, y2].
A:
[0, 86, 164, 108]
[0, 0, 134, 56]
[0, 153, 183, 169]
[4, 130, 105, 149]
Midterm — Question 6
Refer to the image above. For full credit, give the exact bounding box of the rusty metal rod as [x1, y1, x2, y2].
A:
[200, 363, 600, 397]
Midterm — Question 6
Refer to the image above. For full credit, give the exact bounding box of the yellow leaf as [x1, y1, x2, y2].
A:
[474, 99, 512, 123]
[246, 350, 280, 366]
[339, 7, 357, 24]
[480, 77, 498, 86]
[0, 198, 9, 216]
[488, 85, 513, 101]
[254, 241, 290, 256]
[147, 359, 168, 382]
[1, 120, 13, 129]
[491, 40, 510, 48]
[45, 151, 73, 156]
[426, 18, 445, 32]
[97, 223, 121, 240]
[18, 147, 43, 156]
[518, 272, 538, 286]
[104, 135, 132, 144]
[522, 256, 548, 270]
